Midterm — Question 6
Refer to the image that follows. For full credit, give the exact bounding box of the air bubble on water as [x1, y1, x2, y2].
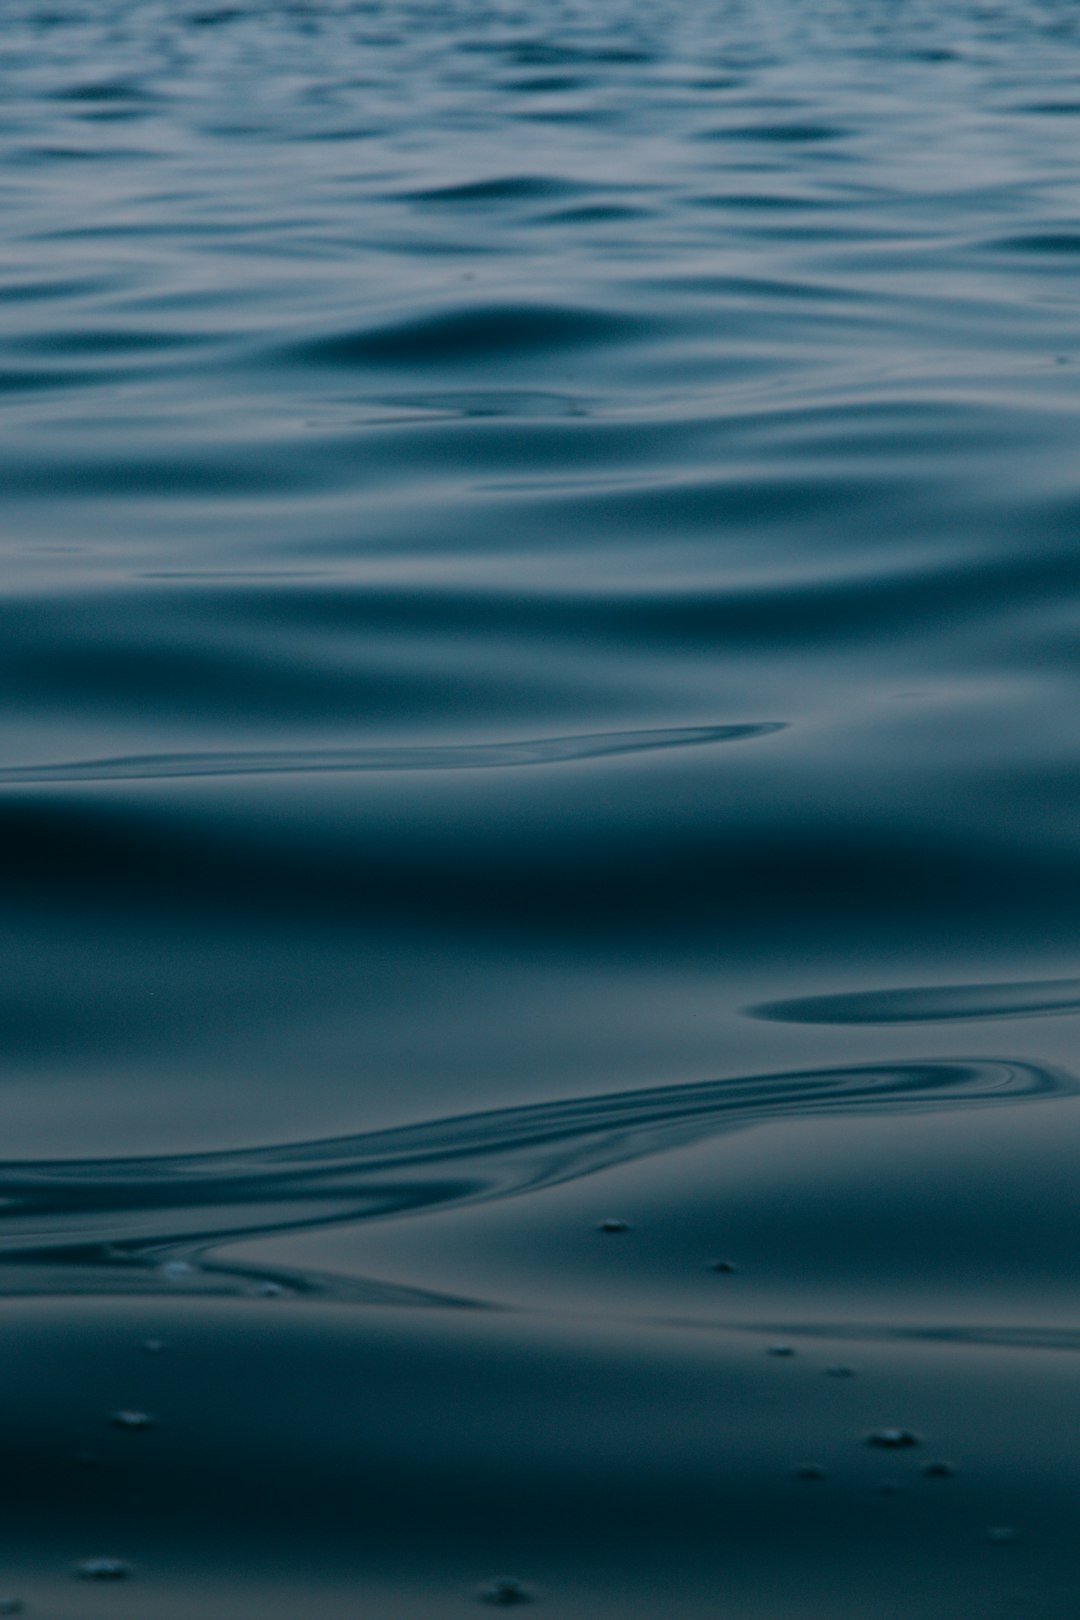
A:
[478, 1576, 534, 1605]
[767, 1344, 795, 1357]
[160, 1259, 193, 1280]
[923, 1460, 955, 1478]
[867, 1429, 920, 1449]
[597, 1219, 629, 1234]
[110, 1410, 156, 1431]
[76, 1557, 131, 1580]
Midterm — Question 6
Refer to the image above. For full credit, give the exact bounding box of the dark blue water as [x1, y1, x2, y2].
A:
[4, 0, 1080, 1613]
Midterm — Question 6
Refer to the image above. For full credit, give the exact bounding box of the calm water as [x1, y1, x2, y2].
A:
[4, 0, 1080, 1613]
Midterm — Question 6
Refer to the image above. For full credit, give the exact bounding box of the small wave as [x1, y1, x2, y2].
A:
[748, 977, 1080, 1025]
[697, 121, 846, 144]
[188, 6, 246, 26]
[6, 327, 206, 359]
[52, 77, 155, 105]
[370, 388, 589, 418]
[539, 202, 653, 225]
[285, 302, 636, 368]
[503, 40, 655, 68]
[401, 175, 592, 206]
[991, 232, 1080, 254]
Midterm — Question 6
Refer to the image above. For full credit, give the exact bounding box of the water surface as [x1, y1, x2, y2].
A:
[4, 0, 1080, 1613]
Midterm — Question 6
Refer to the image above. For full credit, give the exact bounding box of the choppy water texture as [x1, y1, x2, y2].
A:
[4, 0, 1080, 1613]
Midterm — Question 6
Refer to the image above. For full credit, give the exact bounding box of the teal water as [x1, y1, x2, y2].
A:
[3, 1, 1080, 1614]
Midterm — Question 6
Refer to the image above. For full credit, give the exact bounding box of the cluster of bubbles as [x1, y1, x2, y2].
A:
[0, 1219, 1020, 1611]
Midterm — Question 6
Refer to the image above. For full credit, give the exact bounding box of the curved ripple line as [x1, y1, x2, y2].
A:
[0, 1059, 1069, 1294]
[748, 977, 1080, 1025]
[0, 722, 783, 785]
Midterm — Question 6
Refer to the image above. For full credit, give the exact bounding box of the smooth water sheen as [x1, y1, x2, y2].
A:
[4, 0, 1080, 1614]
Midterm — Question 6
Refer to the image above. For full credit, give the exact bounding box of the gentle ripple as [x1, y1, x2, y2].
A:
[4, 0, 1080, 1615]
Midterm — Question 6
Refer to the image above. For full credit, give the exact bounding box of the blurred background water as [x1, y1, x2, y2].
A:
[3, 0, 1080, 1614]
